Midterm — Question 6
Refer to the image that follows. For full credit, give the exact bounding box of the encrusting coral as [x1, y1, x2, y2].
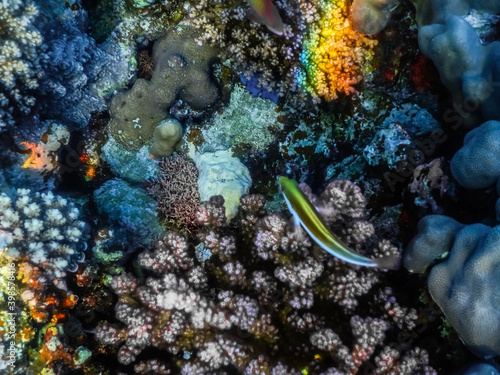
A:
[95, 180, 435, 373]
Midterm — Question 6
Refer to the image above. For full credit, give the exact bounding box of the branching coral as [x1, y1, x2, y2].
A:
[147, 154, 201, 233]
[0, 189, 87, 283]
[0, 189, 90, 372]
[297, 0, 378, 100]
[187, 0, 305, 99]
[0, 0, 43, 128]
[96, 180, 435, 373]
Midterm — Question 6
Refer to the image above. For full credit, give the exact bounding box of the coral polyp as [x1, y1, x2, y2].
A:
[298, 0, 378, 100]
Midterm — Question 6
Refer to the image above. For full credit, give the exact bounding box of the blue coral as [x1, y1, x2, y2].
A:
[404, 215, 500, 358]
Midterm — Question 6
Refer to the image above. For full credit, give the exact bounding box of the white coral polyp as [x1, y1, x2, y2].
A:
[41, 191, 55, 206]
[46, 208, 66, 226]
[4, 208, 20, 224]
[0, 189, 87, 281]
[22, 202, 40, 217]
[66, 227, 81, 242]
[44, 228, 63, 241]
[24, 218, 43, 235]
[0, 195, 12, 210]
[15, 195, 30, 209]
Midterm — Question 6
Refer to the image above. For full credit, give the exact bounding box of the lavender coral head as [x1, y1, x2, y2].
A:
[279, 176, 400, 269]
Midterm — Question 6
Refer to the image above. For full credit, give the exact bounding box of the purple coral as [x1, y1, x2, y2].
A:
[95, 182, 436, 373]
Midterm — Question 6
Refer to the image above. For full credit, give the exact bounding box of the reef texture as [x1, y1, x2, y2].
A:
[0, 0, 43, 128]
[108, 27, 220, 150]
[405, 215, 500, 358]
[147, 154, 200, 234]
[95, 181, 435, 373]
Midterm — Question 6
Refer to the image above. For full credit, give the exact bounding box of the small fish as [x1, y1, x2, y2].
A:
[247, 0, 284, 35]
[279, 176, 400, 269]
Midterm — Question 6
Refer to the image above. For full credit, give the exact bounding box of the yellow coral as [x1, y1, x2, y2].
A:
[298, 0, 378, 100]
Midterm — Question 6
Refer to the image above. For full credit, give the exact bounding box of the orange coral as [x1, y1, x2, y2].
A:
[298, 0, 378, 100]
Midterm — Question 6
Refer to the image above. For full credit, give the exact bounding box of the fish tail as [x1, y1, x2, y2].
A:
[374, 253, 401, 270]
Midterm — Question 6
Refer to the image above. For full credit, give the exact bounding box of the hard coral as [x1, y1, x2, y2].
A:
[418, 15, 500, 127]
[108, 27, 220, 150]
[298, 0, 378, 100]
[0, 0, 43, 128]
[405, 215, 500, 358]
[188, 0, 305, 99]
[0, 189, 87, 281]
[147, 154, 200, 233]
[96, 181, 434, 373]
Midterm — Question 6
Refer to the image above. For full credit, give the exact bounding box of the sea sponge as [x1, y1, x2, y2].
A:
[450, 120, 500, 189]
[108, 27, 219, 150]
[350, 0, 400, 34]
[404, 215, 500, 358]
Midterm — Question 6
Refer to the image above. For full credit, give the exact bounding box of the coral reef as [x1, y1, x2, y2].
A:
[418, 13, 500, 127]
[95, 180, 435, 373]
[188, 0, 304, 99]
[15, 120, 70, 182]
[405, 215, 500, 358]
[450, 120, 500, 189]
[450, 120, 500, 220]
[101, 135, 160, 183]
[363, 104, 440, 169]
[410, 0, 500, 26]
[149, 119, 183, 159]
[0, 0, 43, 128]
[108, 27, 220, 150]
[93, 178, 162, 244]
[298, 0, 378, 100]
[0, 188, 87, 283]
[200, 84, 283, 154]
[0, 189, 89, 372]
